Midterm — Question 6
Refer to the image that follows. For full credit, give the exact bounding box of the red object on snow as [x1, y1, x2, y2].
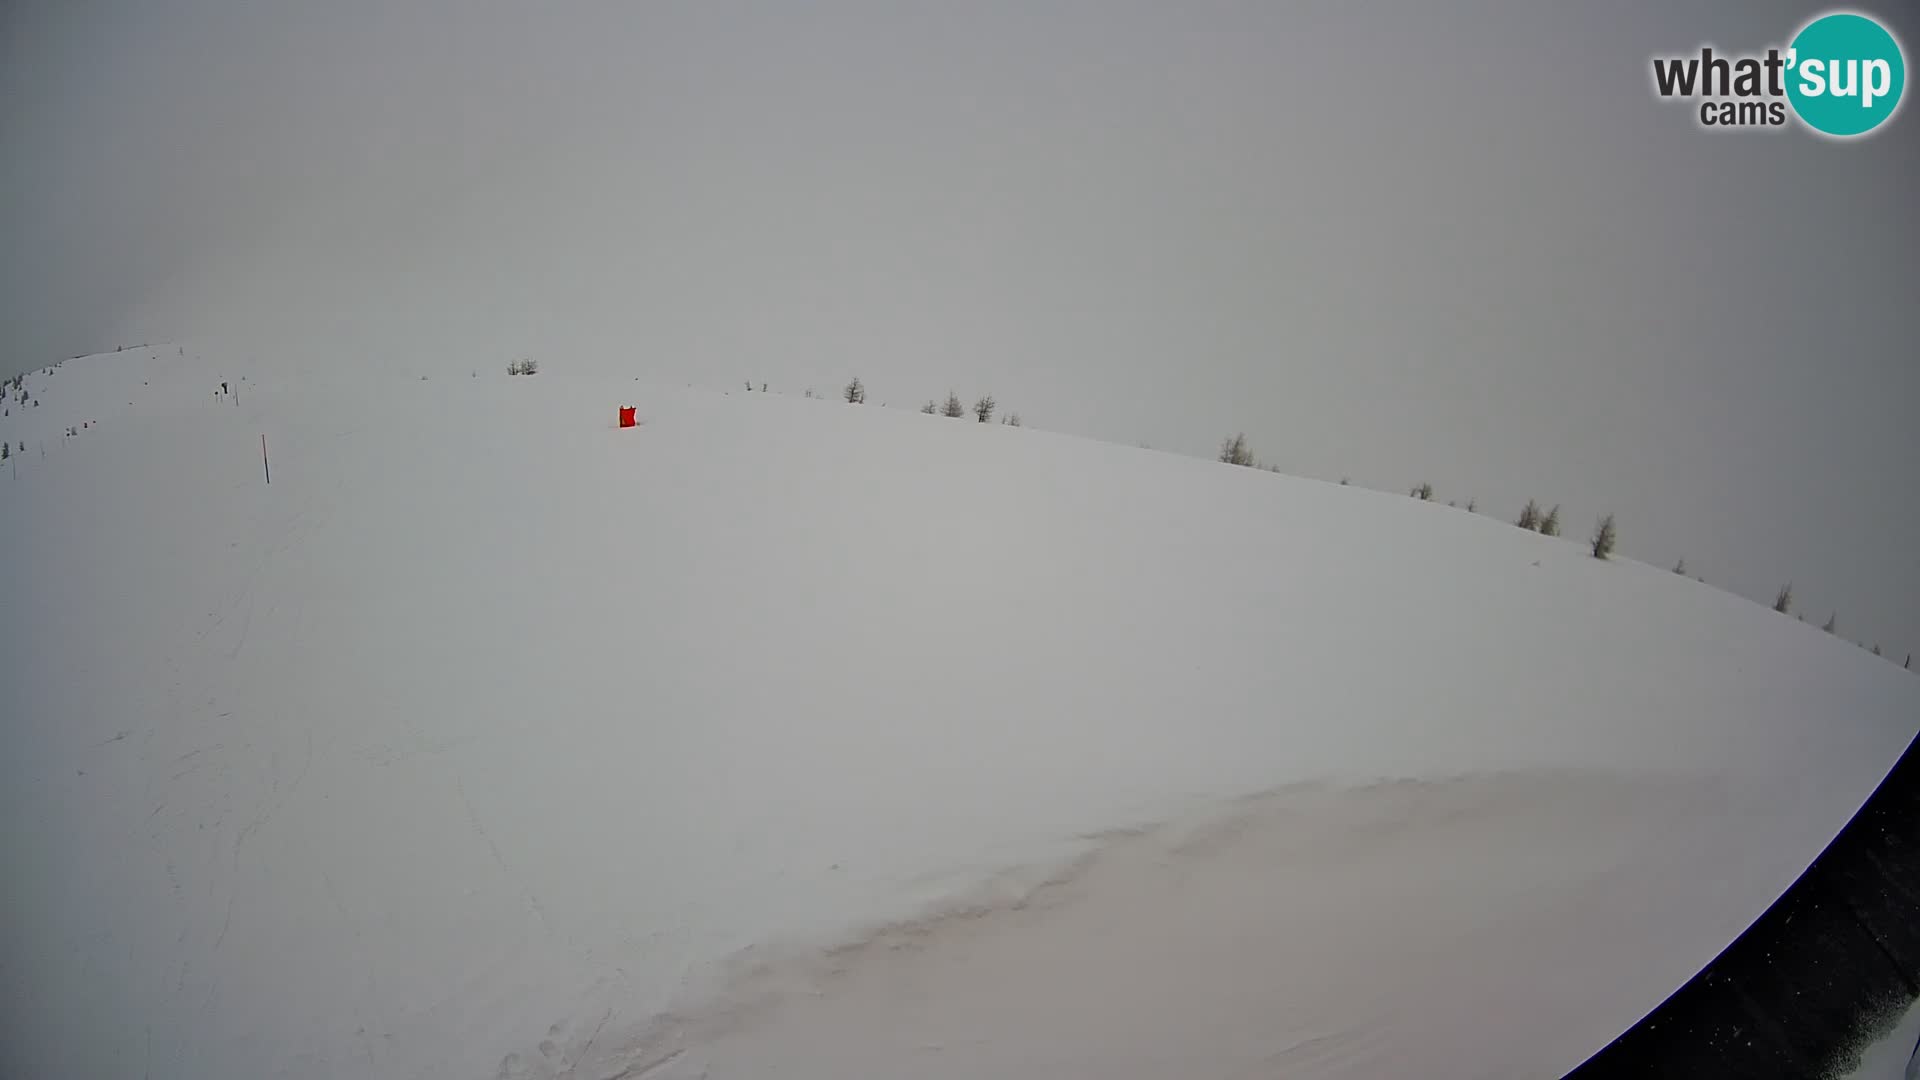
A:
[618, 406, 637, 428]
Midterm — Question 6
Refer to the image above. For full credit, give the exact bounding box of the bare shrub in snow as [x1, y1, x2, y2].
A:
[974, 395, 995, 423]
[1517, 500, 1540, 530]
[1218, 433, 1254, 467]
[1774, 585, 1792, 614]
[1590, 514, 1617, 559]
[921, 400, 937, 414]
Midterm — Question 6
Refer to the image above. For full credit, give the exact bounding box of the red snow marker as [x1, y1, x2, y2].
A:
[618, 406, 637, 428]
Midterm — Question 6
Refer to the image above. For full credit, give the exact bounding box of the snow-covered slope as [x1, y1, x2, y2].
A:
[2, 348, 1915, 1079]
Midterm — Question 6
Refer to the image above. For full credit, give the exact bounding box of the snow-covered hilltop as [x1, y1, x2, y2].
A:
[3, 347, 1915, 1079]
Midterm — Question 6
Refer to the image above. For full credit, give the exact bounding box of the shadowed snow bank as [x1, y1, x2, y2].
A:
[524, 769, 1807, 1080]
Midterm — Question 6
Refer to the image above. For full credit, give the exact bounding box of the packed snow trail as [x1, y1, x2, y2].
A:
[1, 349, 1915, 1079]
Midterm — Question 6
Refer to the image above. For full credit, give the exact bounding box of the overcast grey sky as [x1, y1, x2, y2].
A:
[5, 0, 1917, 657]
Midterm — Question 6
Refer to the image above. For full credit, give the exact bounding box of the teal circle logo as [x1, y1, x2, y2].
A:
[1786, 12, 1906, 137]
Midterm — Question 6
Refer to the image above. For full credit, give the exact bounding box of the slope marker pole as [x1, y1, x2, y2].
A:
[262, 434, 271, 485]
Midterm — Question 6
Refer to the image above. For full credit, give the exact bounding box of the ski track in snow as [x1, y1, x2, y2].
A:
[1, 346, 1916, 1079]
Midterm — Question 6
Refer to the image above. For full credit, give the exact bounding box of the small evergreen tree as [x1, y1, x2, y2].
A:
[1517, 500, 1540, 530]
[1774, 584, 1792, 614]
[942, 391, 965, 418]
[1673, 557, 1687, 575]
[1, 442, 8, 461]
[1218, 433, 1254, 467]
[1539, 505, 1561, 537]
[1873, 644, 1882, 656]
[1465, 497, 1476, 512]
[1822, 613, 1836, 634]
[1590, 513, 1616, 559]
[921, 400, 937, 414]
[845, 377, 866, 404]
[974, 395, 995, 423]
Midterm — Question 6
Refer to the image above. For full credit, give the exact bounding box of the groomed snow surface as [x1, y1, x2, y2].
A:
[2, 348, 1915, 1079]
